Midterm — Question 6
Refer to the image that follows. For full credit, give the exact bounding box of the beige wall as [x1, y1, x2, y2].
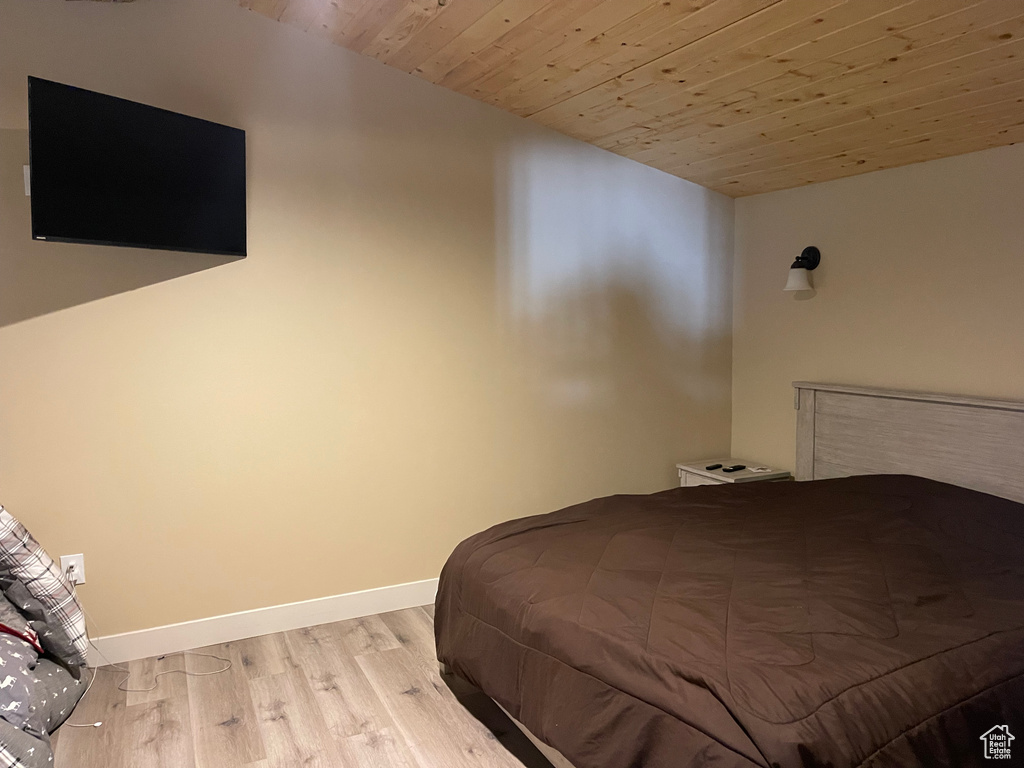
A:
[0, 0, 734, 635]
[732, 143, 1024, 471]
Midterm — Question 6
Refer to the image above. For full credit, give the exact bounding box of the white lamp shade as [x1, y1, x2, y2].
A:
[783, 267, 812, 292]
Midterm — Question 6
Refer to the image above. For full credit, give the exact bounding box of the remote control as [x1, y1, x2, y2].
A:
[723, 464, 746, 473]
[705, 464, 723, 470]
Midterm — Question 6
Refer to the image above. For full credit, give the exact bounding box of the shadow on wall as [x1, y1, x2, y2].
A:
[492, 137, 733, 500]
[0, 128, 237, 328]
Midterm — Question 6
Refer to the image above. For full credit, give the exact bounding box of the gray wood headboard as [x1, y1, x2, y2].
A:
[793, 382, 1024, 503]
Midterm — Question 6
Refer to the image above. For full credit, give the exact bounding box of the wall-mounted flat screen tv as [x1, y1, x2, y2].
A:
[28, 77, 246, 257]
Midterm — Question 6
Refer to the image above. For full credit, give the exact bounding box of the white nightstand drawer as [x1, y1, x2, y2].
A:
[683, 473, 720, 487]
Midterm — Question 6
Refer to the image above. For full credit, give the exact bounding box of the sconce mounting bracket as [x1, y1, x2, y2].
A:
[792, 246, 821, 270]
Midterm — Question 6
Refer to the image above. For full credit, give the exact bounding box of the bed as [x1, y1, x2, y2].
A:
[435, 382, 1024, 768]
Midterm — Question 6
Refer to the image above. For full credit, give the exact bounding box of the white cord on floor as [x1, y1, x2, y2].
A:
[61, 576, 232, 728]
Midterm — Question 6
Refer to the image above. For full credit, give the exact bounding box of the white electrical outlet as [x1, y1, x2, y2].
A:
[59, 554, 86, 585]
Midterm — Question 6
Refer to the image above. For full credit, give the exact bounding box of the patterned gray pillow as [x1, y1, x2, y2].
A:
[0, 581, 81, 679]
[0, 594, 41, 657]
[0, 508, 87, 669]
[0, 634, 42, 739]
[0, 720, 51, 768]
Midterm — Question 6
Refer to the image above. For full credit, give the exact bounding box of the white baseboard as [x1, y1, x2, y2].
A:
[89, 577, 439, 666]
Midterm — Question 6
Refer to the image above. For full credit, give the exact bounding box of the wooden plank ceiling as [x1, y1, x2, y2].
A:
[241, 0, 1024, 196]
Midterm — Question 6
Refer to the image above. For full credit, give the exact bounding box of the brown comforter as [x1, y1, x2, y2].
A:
[435, 475, 1024, 768]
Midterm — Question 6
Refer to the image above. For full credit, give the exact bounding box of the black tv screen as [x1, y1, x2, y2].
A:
[28, 77, 246, 257]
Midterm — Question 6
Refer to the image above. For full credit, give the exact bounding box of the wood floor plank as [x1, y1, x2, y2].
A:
[284, 624, 395, 739]
[126, 652, 188, 707]
[348, 614, 403, 655]
[232, 633, 294, 681]
[56, 609, 532, 768]
[380, 607, 438, 666]
[357, 646, 524, 768]
[121, 696, 196, 768]
[318, 613, 403, 656]
[249, 670, 341, 768]
[337, 726, 423, 768]
[186, 642, 266, 767]
[54, 667, 129, 768]
[421, 602, 435, 619]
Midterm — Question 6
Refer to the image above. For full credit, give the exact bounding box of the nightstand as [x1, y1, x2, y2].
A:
[676, 459, 791, 487]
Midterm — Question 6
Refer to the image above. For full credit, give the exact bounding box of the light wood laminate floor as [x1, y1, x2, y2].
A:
[52, 605, 540, 768]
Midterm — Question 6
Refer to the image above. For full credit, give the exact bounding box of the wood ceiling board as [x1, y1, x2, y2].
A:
[495, 0, 931, 129]
[681, 92, 1024, 187]
[650, 34, 1024, 172]
[622, 47, 1024, 168]
[662, 91, 1024, 187]
[597, 1, 976, 132]
[241, 0, 1024, 196]
[483, 0, 786, 116]
[341, 0, 414, 50]
[602, 15, 1024, 171]
[437, 1, 609, 92]
[413, 0, 552, 83]
[716, 120, 1024, 195]
[279, 0, 326, 28]
[532, 0, 1001, 141]
[464, 0, 670, 98]
[380, 0, 505, 71]
[306, 1, 364, 43]
[673, 58, 1024, 177]
[510, 0, 829, 120]
[654, 0, 1024, 138]
[360, 0, 442, 60]
[679, 102, 1024, 192]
